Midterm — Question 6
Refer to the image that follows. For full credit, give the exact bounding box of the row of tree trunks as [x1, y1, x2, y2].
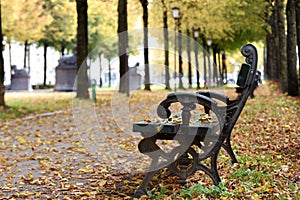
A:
[265, 0, 299, 96]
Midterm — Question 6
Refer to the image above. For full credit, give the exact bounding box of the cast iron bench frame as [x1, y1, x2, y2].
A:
[132, 44, 259, 197]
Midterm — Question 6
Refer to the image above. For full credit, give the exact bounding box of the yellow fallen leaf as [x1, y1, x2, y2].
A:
[100, 168, 108, 173]
[69, 183, 75, 189]
[98, 180, 107, 187]
[16, 136, 27, 144]
[136, 168, 144, 172]
[238, 187, 243, 193]
[77, 168, 94, 174]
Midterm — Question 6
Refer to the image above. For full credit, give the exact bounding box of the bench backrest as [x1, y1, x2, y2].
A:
[236, 63, 251, 88]
[155, 44, 258, 138]
[224, 44, 258, 135]
[237, 44, 258, 98]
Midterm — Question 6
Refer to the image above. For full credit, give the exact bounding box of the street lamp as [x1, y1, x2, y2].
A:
[172, 7, 179, 91]
[206, 39, 212, 47]
[172, 7, 179, 19]
[206, 38, 212, 86]
[193, 28, 200, 89]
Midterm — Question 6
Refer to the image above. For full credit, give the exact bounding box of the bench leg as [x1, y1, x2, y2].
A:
[134, 170, 158, 197]
[211, 151, 222, 184]
[134, 154, 163, 198]
[196, 149, 221, 185]
[222, 138, 238, 164]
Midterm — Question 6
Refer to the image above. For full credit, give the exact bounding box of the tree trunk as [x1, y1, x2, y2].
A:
[187, 29, 192, 89]
[287, 0, 299, 96]
[140, 0, 151, 91]
[43, 43, 48, 86]
[207, 45, 212, 86]
[24, 40, 28, 68]
[118, 0, 129, 93]
[265, 1, 277, 80]
[266, 32, 274, 80]
[274, 3, 281, 80]
[212, 46, 218, 85]
[178, 30, 184, 89]
[295, 0, 300, 76]
[28, 44, 30, 73]
[61, 45, 65, 57]
[194, 35, 200, 89]
[98, 52, 103, 87]
[202, 36, 207, 84]
[0, 2, 5, 107]
[76, 0, 89, 99]
[162, 0, 170, 90]
[277, 0, 288, 92]
[221, 51, 227, 84]
[218, 50, 222, 82]
[268, 0, 281, 80]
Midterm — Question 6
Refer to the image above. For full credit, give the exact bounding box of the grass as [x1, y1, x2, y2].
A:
[0, 92, 74, 120]
[180, 183, 233, 199]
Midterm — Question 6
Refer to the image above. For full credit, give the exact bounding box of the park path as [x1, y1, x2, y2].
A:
[0, 101, 147, 199]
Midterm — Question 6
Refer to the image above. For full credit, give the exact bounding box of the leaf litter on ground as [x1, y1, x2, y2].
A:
[0, 83, 299, 199]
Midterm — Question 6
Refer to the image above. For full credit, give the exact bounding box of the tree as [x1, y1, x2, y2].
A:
[296, 0, 300, 76]
[276, 0, 288, 93]
[43, 42, 48, 86]
[99, 41, 118, 87]
[265, 0, 277, 80]
[0, 0, 5, 107]
[76, 0, 89, 99]
[150, 0, 267, 87]
[88, 0, 118, 52]
[12, 0, 52, 71]
[286, 0, 299, 96]
[118, 0, 129, 93]
[38, 0, 76, 87]
[186, 29, 192, 88]
[161, 0, 170, 90]
[140, 0, 151, 91]
[1, 0, 18, 72]
[178, 26, 184, 89]
[40, 0, 76, 56]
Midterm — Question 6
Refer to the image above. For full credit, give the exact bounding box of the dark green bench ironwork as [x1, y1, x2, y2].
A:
[132, 44, 260, 197]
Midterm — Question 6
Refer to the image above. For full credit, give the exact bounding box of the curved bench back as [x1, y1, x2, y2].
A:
[223, 44, 258, 135]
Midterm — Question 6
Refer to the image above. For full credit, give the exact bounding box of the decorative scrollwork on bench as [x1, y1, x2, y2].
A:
[132, 44, 260, 197]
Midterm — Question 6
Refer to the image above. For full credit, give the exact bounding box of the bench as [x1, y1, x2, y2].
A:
[132, 44, 260, 197]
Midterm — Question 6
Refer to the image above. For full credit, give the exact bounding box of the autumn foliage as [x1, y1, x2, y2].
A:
[0, 83, 299, 199]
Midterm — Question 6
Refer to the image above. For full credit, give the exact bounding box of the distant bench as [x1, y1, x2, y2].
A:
[133, 44, 260, 197]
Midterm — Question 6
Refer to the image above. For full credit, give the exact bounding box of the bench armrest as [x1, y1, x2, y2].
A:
[157, 92, 218, 119]
[196, 91, 230, 104]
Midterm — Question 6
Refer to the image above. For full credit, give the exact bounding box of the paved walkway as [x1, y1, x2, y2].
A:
[0, 103, 146, 199]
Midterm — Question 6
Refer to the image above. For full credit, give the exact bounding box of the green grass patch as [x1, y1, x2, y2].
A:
[180, 183, 233, 199]
[1, 92, 73, 120]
